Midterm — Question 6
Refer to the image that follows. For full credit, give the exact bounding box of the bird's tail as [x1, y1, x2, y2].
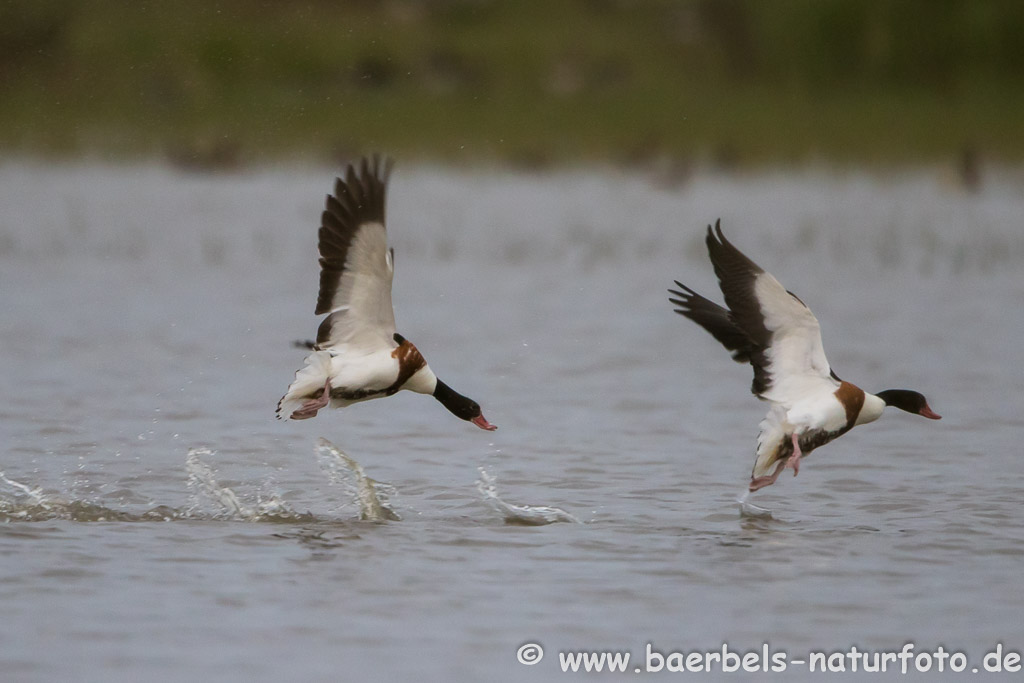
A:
[276, 351, 332, 420]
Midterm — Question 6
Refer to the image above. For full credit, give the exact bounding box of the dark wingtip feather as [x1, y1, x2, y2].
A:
[700, 220, 777, 397]
[314, 154, 394, 315]
[666, 277, 754, 364]
[706, 217, 727, 248]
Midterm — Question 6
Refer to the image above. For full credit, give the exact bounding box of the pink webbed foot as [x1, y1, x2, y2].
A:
[749, 460, 787, 492]
[290, 378, 331, 420]
[785, 432, 803, 476]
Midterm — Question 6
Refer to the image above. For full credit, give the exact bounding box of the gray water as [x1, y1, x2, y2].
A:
[2, 160, 1023, 681]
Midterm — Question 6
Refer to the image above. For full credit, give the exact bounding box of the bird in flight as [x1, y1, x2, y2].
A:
[669, 221, 939, 492]
[277, 156, 496, 431]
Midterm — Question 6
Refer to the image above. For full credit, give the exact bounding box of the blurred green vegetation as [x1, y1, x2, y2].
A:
[1, 0, 1022, 167]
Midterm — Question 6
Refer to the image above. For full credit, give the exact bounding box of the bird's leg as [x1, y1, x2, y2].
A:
[291, 378, 332, 420]
[749, 460, 787, 492]
[785, 432, 803, 476]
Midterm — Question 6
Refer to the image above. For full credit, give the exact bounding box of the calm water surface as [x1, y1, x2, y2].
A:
[1, 161, 1023, 681]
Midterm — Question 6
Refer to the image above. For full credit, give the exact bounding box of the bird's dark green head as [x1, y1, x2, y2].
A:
[877, 389, 941, 419]
[433, 380, 496, 430]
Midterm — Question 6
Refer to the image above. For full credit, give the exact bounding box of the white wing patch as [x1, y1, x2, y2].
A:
[320, 221, 397, 350]
[753, 272, 837, 407]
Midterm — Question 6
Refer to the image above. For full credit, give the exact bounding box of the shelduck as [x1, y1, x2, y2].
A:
[277, 156, 496, 431]
[669, 221, 939, 492]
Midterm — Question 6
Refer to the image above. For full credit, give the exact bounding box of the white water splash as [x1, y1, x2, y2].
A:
[315, 438, 400, 522]
[476, 468, 580, 525]
[0, 470, 52, 510]
[185, 447, 300, 521]
[0, 453, 301, 523]
[0, 471, 175, 522]
[737, 490, 773, 519]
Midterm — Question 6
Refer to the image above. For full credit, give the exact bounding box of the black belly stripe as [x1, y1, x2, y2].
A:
[330, 387, 388, 401]
[776, 426, 852, 461]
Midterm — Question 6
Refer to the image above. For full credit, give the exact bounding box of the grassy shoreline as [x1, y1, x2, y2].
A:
[3, 0, 1022, 167]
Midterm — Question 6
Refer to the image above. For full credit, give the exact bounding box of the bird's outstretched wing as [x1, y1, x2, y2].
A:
[670, 220, 837, 404]
[313, 155, 397, 351]
[705, 220, 835, 402]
